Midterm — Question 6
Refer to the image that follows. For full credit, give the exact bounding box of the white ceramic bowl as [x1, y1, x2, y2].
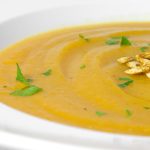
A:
[0, 2, 150, 150]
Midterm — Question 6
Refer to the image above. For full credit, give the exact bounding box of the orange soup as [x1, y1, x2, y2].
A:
[0, 23, 150, 135]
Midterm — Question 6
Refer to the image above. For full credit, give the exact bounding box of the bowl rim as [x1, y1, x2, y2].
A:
[0, 3, 150, 150]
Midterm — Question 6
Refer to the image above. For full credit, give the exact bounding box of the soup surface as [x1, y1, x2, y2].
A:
[1, 23, 150, 135]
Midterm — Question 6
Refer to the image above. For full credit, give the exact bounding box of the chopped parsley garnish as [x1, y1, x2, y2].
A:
[144, 106, 150, 110]
[16, 63, 29, 85]
[96, 111, 106, 116]
[27, 78, 33, 82]
[42, 69, 52, 76]
[80, 64, 86, 69]
[119, 77, 132, 81]
[106, 37, 120, 45]
[79, 34, 90, 42]
[140, 46, 149, 52]
[120, 36, 131, 46]
[118, 77, 133, 88]
[125, 109, 132, 117]
[11, 64, 42, 96]
[10, 85, 42, 96]
[106, 36, 131, 46]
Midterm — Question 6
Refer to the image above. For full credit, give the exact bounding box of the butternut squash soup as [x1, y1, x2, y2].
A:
[1, 23, 150, 136]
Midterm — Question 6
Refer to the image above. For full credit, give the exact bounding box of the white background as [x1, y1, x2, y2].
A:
[0, 0, 104, 22]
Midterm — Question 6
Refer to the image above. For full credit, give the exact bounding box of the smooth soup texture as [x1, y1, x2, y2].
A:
[1, 23, 150, 135]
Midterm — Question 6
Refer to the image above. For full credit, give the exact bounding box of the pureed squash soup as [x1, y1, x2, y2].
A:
[1, 22, 150, 136]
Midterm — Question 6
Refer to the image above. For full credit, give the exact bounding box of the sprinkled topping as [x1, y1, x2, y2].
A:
[118, 77, 133, 88]
[117, 52, 150, 78]
[125, 109, 132, 117]
[80, 64, 86, 69]
[96, 111, 106, 117]
[79, 34, 90, 42]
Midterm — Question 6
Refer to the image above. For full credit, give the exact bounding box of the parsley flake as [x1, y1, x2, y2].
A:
[118, 77, 133, 88]
[43, 69, 52, 76]
[140, 46, 149, 52]
[106, 37, 121, 45]
[96, 111, 106, 117]
[11, 64, 42, 96]
[119, 77, 132, 81]
[125, 109, 132, 117]
[10, 85, 42, 96]
[80, 64, 86, 69]
[27, 78, 33, 82]
[120, 36, 131, 46]
[79, 34, 90, 42]
[16, 63, 29, 85]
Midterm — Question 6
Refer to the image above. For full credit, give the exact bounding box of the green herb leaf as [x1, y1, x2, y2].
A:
[16, 64, 29, 85]
[27, 78, 33, 82]
[118, 77, 133, 88]
[12, 64, 42, 96]
[125, 109, 132, 117]
[119, 77, 132, 81]
[80, 64, 86, 69]
[10, 85, 42, 96]
[118, 80, 133, 88]
[96, 111, 106, 117]
[120, 36, 131, 46]
[144, 106, 150, 110]
[42, 69, 52, 76]
[140, 46, 149, 52]
[106, 38, 120, 45]
[79, 34, 90, 42]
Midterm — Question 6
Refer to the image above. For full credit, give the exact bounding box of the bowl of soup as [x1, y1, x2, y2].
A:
[0, 1, 150, 150]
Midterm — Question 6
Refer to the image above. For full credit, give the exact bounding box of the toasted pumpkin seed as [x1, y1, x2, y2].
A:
[126, 61, 140, 68]
[139, 52, 150, 59]
[146, 72, 150, 78]
[125, 67, 143, 75]
[117, 57, 134, 64]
